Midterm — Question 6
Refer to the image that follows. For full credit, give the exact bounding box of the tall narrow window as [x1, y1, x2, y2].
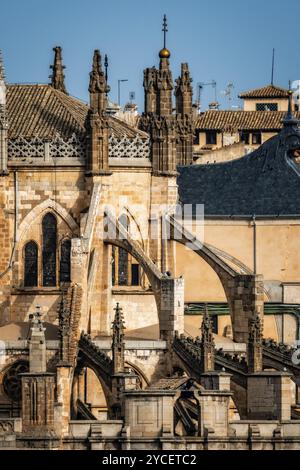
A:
[112, 246, 116, 286]
[60, 239, 71, 283]
[42, 213, 57, 287]
[118, 248, 128, 286]
[131, 264, 140, 286]
[24, 241, 38, 287]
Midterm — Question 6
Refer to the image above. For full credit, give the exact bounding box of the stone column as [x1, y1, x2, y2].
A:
[20, 310, 57, 442]
[159, 276, 184, 342]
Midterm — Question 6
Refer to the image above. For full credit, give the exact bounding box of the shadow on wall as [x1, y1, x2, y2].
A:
[0, 321, 59, 340]
[9, 293, 61, 324]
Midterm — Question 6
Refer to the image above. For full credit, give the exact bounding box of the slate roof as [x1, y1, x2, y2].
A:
[178, 120, 300, 217]
[194, 110, 300, 132]
[6, 84, 148, 140]
[239, 85, 289, 99]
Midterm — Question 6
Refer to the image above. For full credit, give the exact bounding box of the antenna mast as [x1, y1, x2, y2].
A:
[271, 48, 275, 86]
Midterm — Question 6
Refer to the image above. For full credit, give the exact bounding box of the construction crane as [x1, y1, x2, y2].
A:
[196, 80, 217, 111]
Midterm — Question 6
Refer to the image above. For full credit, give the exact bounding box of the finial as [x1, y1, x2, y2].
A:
[159, 14, 171, 59]
[49, 46, 67, 94]
[89, 50, 110, 113]
[283, 81, 299, 127]
[112, 303, 125, 330]
[0, 50, 5, 82]
[0, 50, 6, 108]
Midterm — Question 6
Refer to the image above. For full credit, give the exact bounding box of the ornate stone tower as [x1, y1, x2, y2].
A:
[175, 63, 194, 166]
[86, 50, 111, 175]
[140, 15, 177, 175]
[140, 16, 193, 174]
[0, 51, 8, 176]
[49, 46, 67, 94]
[200, 305, 215, 373]
[112, 303, 126, 374]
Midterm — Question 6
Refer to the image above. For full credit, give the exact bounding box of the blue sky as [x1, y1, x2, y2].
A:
[1, 0, 299, 110]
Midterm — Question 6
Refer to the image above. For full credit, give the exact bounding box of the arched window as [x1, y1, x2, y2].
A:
[60, 239, 71, 283]
[24, 241, 38, 287]
[42, 213, 57, 287]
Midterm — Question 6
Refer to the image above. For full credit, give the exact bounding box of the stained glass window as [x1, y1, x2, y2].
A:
[60, 239, 71, 283]
[24, 241, 38, 287]
[42, 213, 57, 287]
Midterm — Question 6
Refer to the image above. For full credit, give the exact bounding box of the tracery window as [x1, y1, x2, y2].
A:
[60, 239, 71, 283]
[24, 241, 38, 287]
[42, 213, 57, 287]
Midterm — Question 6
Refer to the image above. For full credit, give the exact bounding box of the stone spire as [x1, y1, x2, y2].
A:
[0, 50, 8, 176]
[112, 303, 126, 374]
[247, 312, 263, 373]
[174, 63, 194, 165]
[200, 304, 215, 373]
[143, 67, 157, 114]
[49, 46, 67, 94]
[89, 49, 110, 114]
[175, 63, 193, 116]
[86, 50, 110, 175]
[0, 50, 6, 106]
[157, 15, 173, 117]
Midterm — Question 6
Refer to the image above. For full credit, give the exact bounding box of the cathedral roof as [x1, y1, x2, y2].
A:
[178, 121, 300, 217]
[239, 84, 289, 99]
[6, 84, 148, 140]
[194, 110, 300, 132]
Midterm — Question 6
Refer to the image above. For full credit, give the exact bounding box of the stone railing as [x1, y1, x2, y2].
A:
[7, 134, 151, 165]
[109, 135, 150, 159]
[8, 134, 86, 165]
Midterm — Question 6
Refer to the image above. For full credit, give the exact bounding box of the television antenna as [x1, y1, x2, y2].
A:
[221, 82, 235, 109]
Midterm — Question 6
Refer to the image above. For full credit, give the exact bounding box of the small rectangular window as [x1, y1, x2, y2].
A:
[206, 131, 217, 145]
[256, 103, 278, 111]
[241, 132, 250, 144]
[211, 315, 218, 334]
[252, 132, 262, 145]
[131, 264, 140, 286]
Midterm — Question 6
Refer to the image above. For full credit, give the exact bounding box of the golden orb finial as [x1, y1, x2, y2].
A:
[159, 48, 171, 59]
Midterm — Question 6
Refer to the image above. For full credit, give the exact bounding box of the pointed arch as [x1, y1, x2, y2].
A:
[24, 240, 38, 287]
[18, 198, 79, 243]
[42, 213, 57, 287]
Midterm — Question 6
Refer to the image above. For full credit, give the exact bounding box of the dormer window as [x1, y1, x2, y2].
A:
[256, 103, 278, 111]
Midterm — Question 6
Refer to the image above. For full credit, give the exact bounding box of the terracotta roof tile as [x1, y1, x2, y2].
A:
[194, 110, 300, 132]
[6, 84, 148, 140]
[239, 85, 289, 99]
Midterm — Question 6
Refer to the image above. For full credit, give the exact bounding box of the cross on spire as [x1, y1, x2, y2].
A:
[162, 14, 168, 49]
